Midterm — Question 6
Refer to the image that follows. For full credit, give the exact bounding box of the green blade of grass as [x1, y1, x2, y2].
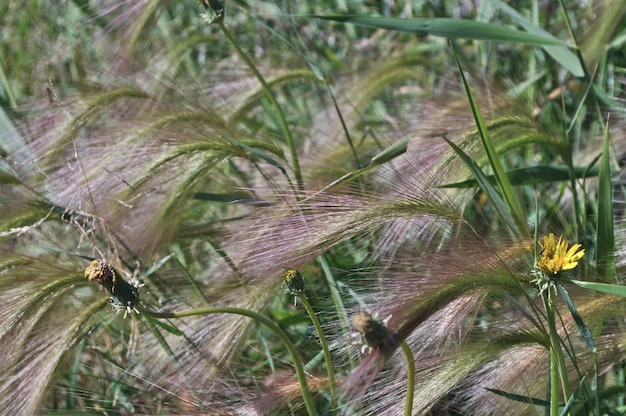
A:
[451, 43, 526, 234]
[443, 137, 517, 231]
[310, 15, 571, 46]
[559, 376, 584, 416]
[144, 315, 184, 336]
[570, 279, 626, 298]
[226, 138, 288, 175]
[486, 388, 550, 406]
[439, 164, 601, 188]
[557, 284, 595, 352]
[595, 118, 615, 280]
[491, 0, 584, 76]
[302, 137, 408, 201]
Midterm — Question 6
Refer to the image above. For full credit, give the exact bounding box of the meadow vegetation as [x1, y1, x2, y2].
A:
[1, 0, 626, 414]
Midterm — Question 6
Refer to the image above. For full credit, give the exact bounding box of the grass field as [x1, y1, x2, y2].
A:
[1, 1, 626, 415]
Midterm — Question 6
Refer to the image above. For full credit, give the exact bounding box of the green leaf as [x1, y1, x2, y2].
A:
[451, 43, 525, 235]
[310, 15, 571, 46]
[596, 118, 615, 280]
[442, 137, 517, 230]
[0, 104, 26, 157]
[486, 388, 549, 406]
[226, 138, 287, 175]
[440, 165, 601, 188]
[302, 137, 408, 201]
[570, 279, 626, 298]
[193, 192, 259, 204]
[559, 376, 584, 416]
[491, 0, 584, 76]
[557, 284, 595, 352]
[144, 315, 184, 336]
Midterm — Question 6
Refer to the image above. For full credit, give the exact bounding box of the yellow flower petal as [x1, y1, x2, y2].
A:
[536, 234, 584, 275]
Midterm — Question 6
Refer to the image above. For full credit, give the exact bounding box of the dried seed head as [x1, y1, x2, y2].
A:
[84, 259, 141, 317]
[352, 310, 390, 352]
[84, 259, 116, 292]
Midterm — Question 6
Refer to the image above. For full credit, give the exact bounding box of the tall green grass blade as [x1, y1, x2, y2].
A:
[226, 138, 288, 175]
[451, 44, 526, 234]
[486, 388, 549, 406]
[0, 59, 17, 108]
[310, 15, 571, 46]
[143, 315, 181, 360]
[215, 19, 304, 193]
[193, 192, 257, 204]
[567, 69, 598, 134]
[442, 137, 517, 231]
[0, 105, 25, 156]
[595, 118, 615, 280]
[303, 137, 408, 201]
[144, 254, 175, 278]
[144, 315, 184, 336]
[439, 165, 601, 188]
[570, 280, 626, 298]
[579, 0, 626, 71]
[67, 339, 86, 409]
[559, 376, 584, 416]
[557, 284, 595, 352]
[492, 0, 584, 77]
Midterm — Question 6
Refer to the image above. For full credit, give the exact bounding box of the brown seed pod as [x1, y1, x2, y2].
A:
[352, 310, 390, 351]
[84, 260, 140, 313]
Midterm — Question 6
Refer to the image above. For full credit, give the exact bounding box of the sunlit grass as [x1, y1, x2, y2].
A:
[1, 0, 626, 415]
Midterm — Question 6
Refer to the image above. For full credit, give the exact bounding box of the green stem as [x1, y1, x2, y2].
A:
[317, 255, 357, 369]
[216, 20, 304, 192]
[136, 304, 318, 416]
[550, 345, 560, 416]
[298, 293, 337, 415]
[543, 289, 571, 416]
[399, 342, 415, 416]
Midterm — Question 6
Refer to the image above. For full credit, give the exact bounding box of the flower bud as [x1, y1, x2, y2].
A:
[352, 310, 389, 351]
[283, 267, 304, 295]
[85, 260, 140, 315]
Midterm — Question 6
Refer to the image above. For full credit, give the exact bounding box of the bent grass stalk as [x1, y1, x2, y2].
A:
[297, 292, 338, 415]
[399, 341, 415, 416]
[135, 304, 318, 416]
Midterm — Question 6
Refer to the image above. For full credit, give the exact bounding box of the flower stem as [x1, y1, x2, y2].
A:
[136, 304, 318, 416]
[297, 293, 337, 415]
[399, 341, 415, 416]
[550, 345, 560, 416]
[543, 289, 571, 416]
[215, 20, 304, 193]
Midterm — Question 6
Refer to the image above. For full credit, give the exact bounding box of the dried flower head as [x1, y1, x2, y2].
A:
[84, 260, 142, 317]
[199, 0, 224, 23]
[283, 267, 304, 306]
[352, 310, 391, 353]
[536, 233, 585, 275]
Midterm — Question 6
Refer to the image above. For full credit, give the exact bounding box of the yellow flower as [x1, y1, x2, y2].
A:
[537, 233, 585, 275]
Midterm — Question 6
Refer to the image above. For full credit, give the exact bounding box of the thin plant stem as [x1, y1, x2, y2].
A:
[317, 256, 354, 360]
[399, 341, 415, 416]
[136, 304, 318, 416]
[215, 20, 304, 193]
[543, 289, 571, 416]
[550, 344, 560, 416]
[297, 293, 337, 415]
